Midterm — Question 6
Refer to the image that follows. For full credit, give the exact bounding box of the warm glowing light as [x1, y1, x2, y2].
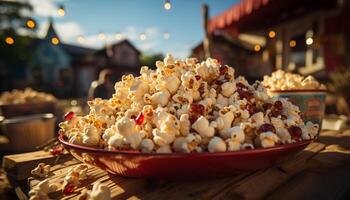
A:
[163, 31, 170, 39]
[98, 32, 106, 41]
[306, 37, 313, 45]
[268, 30, 276, 38]
[139, 32, 146, 41]
[254, 44, 261, 52]
[115, 32, 123, 40]
[51, 37, 59, 45]
[5, 37, 14, 45]
[289, 40, 296, 48]
[26, 19, 35, 29]
[58, 5, 65, 17]
[77, 35, 85, 44]
[164, 0, 171, 10]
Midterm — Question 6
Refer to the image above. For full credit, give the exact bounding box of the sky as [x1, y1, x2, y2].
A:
[28, 0, 239, 58]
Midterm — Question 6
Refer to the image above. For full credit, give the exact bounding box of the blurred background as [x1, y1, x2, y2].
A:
[0, 0, 349, 151]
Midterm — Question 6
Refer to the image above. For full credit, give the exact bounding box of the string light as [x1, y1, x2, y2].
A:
[289, 40, 296, 48]
[164, 0, 171, 10]
[115, 32, 123, 40]
[254, 44, 261, 52]
[139, 32, 146, 41]
[163, 31, 170, 39]
[58, 5, 65, 17]
[26, 19, 35, 29]
[268, 30, 276, 38]
[77, 35, 85, 44]
[51, 37, 59, 45]
[5, 37, 14, 45]
[306, 37, 313, 45]
[98, 32, 106, 41]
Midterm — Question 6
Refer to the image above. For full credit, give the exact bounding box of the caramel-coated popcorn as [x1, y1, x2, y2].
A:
[60, 54, 319, 153]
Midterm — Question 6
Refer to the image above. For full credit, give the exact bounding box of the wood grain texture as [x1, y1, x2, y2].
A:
[8, 128, 350, 200]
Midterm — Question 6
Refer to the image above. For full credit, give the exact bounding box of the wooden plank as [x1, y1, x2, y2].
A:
[209, 141, 326, 200]
[132, 173, 252, 200]
[2, 150, 73, 181]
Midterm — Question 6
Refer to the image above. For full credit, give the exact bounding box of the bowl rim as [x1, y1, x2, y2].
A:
[59, 135, 312, 157]
[269, 89, 327, 93]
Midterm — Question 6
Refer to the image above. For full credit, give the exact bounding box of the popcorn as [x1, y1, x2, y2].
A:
[31, 163, 50, 178]
[29, 179, 57, 200]
[78, 182, 111, 200]
[263, 70, 326, 91]
[60, 54, 319, 153]
[259, 132, 279, 148]
[173, 133, 202, 153]
[140, 138, 155, 153]
[82, 125, 101, 147]
[63, 165, 88, 194]
[0, 88, 56, 105]
[179, 114, 191, 136]
[208, 137, 227, 152]
[156, 145, 172, 153]
[192, 116, 215, 138]
[116, 117, 142, 149]
[153, 114, 179, 147]
[221, 82, 236, 97]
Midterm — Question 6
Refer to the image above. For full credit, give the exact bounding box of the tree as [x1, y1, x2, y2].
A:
[0, 1, 37, 91]
[140, 53, 164, 69]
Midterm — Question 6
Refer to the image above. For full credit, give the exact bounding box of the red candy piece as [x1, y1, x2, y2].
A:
[195, 75, 201, 80]
[259, 123, 276, 133]
[64, 111, 74, 121]
[135, 113, 145, 125]
[288, 126, 302, 139]
[189, 103, 205, 123]
[273, 100, 283, 110]
[63, 184, 75, 195]
[219, 66, 228, 75]
[50, 145, 64, 156]
[262, 103, 273, 111]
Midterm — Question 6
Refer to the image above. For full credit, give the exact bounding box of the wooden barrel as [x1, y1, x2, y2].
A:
[0, 113, 56, 153]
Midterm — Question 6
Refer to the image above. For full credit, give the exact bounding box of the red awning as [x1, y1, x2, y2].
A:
[208, 0, 338, 35]
[208, 0, 269, 34]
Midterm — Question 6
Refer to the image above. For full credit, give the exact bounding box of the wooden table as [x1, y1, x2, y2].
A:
[3, 128, 350, 200]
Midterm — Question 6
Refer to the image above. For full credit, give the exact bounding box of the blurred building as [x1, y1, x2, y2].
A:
[191, 33, 272, 81]
[206, 0, 350, 79]
[9, 19, 141, 98]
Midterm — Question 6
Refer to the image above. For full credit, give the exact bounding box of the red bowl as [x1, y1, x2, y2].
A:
[59, 135, 312, 179]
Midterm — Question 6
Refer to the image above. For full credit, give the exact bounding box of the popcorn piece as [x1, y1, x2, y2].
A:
[225, 125, 245, 151]
[259, 132, 279, 148]
[140, 138, 155, 153]
[151, 90, 171, 107]
[156, 145, 172, 153]
[179, 114, 190, 136]
[162, 75, 181, 94]
[153, 115, 179, 146]
[192, 116, 215, 138]
[173, 134, 202, 153]
[116, 117, 142, 149]
[82, 125, 101, 147]
[29, 179, 57, 200]
[208, 137, 227, 152]
[221, 82, 236, 97]
[78, 182, 111, 200]
[31, 163, 50, 178]
[301, 121, 319, 140]
[64, 164, 88, 187]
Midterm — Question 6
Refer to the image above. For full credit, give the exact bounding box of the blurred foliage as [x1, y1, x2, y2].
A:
[0, 1, 36, 34]
[140, 53, 164, 69]
[327, 66, 350, 97]
[0, 0, 36, 65]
